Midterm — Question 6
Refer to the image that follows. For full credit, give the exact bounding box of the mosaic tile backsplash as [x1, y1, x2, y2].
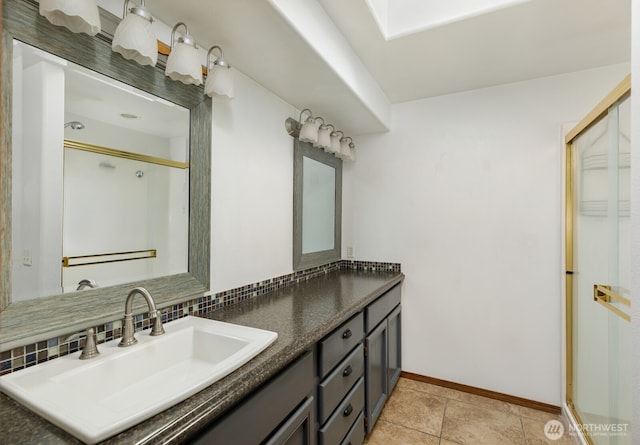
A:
[1, 260, 400, 375]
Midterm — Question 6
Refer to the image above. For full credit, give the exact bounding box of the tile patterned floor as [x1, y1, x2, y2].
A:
[364, 377, 575, 445]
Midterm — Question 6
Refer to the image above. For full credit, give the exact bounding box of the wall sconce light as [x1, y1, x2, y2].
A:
[39, 0, 101, 35]
[283, 108, 356, 161]
[165, 22, 202, 86]
[205, 45, 234, 99]
[298, 109, 318, 145]
[112, 0, 157, 66]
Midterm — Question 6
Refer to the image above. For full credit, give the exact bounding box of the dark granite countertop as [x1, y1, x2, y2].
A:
[0, 269, 403, 444]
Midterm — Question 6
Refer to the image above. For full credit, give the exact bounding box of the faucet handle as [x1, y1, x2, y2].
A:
[65, 328, 100, 360]
[149, 310, 166, 337]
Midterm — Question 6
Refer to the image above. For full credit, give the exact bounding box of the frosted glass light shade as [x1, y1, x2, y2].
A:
[165, 42, 202, 85]
[316, 125, 331, 150]
[338, 139, 350, 159]
[299, 119, 318, 144]
[39, 0, 101, 35]
[347, 145, 356, 161]
[205, 65, 234, 99]
[328, 133, 342, 155]
[112, 14, 157, 66]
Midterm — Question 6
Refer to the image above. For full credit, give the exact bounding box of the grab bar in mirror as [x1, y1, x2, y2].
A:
[63, 249, 157, 267]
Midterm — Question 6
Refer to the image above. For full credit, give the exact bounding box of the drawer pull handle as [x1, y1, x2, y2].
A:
[343, 365, 353, 377]
[342, 329, 352, 339]
[343, 403, 353, 417]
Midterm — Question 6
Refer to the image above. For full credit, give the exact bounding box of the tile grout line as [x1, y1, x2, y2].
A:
[519, 415, 529, 445]
[376, 417, 442, 441]
[439, 397, 449, 442]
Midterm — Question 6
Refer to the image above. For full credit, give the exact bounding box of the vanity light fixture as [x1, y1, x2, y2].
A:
[112, 0, 158, 67]
[298, 109, 318, 144]
[165, 22, 202, 86]
[39, 0, 101, 35]
[283, 108, 356, 161]
[205, 46, 234, 99]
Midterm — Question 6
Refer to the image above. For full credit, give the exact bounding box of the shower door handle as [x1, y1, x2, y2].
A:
[593, 284, 631, 322]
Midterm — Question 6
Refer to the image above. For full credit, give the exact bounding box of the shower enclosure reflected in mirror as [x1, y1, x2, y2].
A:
[293, 139, 342, 270]
[11, 41, 190, 301]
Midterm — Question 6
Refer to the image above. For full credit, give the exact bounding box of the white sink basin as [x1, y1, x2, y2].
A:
[0, 316, 277, 444]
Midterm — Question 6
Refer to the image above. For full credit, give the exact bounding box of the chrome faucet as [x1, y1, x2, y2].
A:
[76, 279, 99, 290]
[118, 287, 165, 347]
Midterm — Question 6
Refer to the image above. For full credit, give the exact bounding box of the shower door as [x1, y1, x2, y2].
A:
[565, 76, 631, 445]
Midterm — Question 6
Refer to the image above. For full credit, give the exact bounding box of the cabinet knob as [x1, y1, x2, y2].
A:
[343, 365, 352, 377]
[343, 403, 353, 417]
[342, 329, 352, 339]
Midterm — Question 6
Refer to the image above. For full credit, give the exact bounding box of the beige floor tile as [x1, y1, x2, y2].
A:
[397, 377, 455, 398]
[380, 386, 447, 436]
[444, 390, 518, 416]
[441, 400, 525, 445]
[397, 378, 518, 416]
[439, 439, 463, 445]
[521, 416, 575, 445]
[364, 419, 439, 445]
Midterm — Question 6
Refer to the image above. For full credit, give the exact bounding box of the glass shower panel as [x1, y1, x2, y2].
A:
[571, 95, 631, 445]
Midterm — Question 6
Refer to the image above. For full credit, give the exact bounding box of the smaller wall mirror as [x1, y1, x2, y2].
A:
[293, 139, 342, 269]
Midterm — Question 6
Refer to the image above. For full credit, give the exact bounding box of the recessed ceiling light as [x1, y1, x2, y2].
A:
[120, 113, 140, 119]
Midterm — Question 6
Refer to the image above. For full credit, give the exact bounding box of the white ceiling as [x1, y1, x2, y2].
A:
[362, 0, 534, 39]
[146, 0, 630, 134]
[17, 41, 189, 139]
[319, 0, 630, 103]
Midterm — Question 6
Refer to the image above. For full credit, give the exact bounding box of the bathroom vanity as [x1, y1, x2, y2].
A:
[0, 269, 403, 444]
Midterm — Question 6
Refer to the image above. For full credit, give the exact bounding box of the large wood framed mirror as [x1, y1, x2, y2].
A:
[0, 0, 211, 349]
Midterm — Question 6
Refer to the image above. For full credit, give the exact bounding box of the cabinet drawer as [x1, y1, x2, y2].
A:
[340, 411, 365, 445]
[318, 312, 363, 377]
[318, 378, 364, 445]
[365, 284, 401, 333]
[318, 343, 364, 423]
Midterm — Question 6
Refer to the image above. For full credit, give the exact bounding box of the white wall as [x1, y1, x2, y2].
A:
[210, 70, 298, 292]
[630, 0, 639, 441]
[344, 63, 630, 405]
